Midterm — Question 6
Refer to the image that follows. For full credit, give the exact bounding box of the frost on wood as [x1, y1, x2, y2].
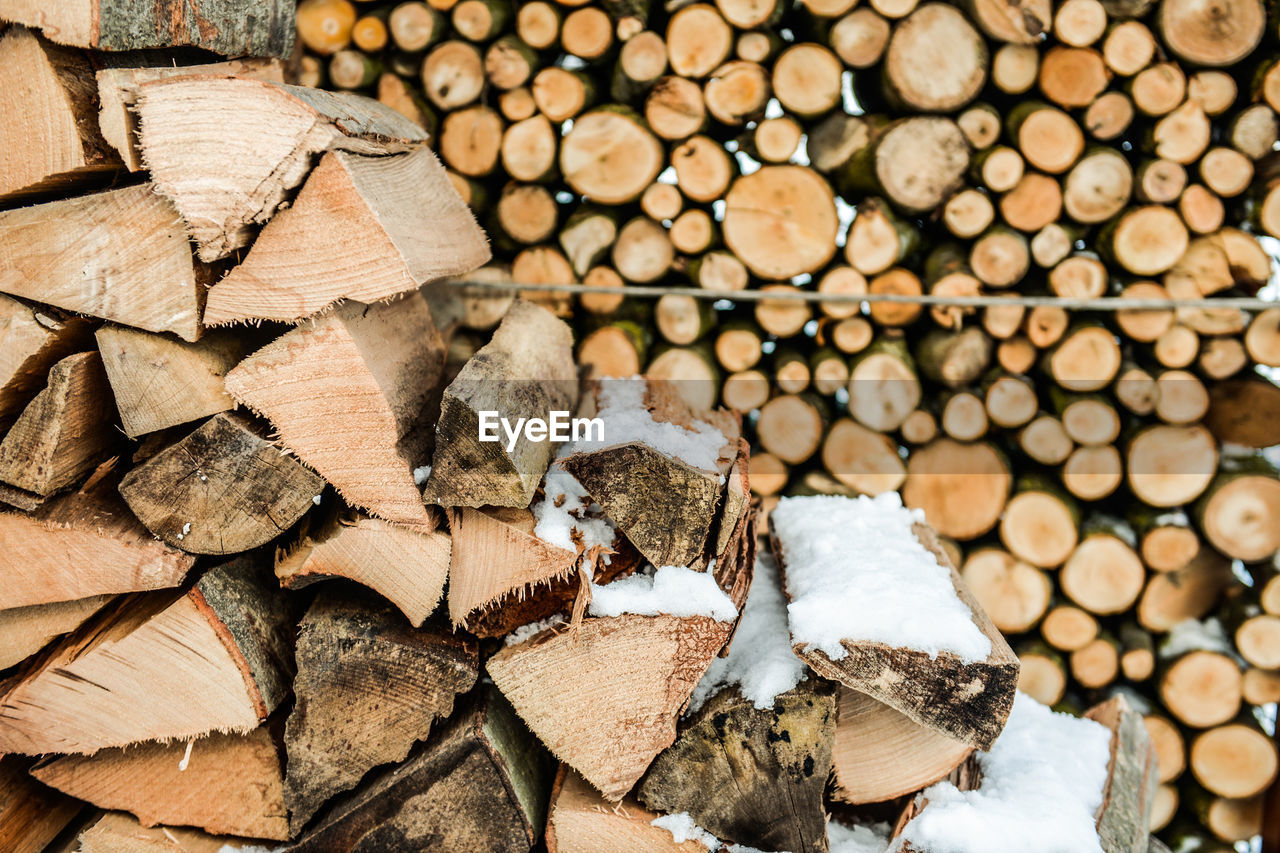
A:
[588, 564, 738, 621]
[689, 552, 806, 711]
[771, 493, 1018, 749]
[893, 693, 1112, 853]
[773, 493, 991, 663]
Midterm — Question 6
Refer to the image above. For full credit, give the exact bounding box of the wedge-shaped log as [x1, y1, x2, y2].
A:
[119, 412, 325, 555]
[0, 351, 117, 499]
[548, 766, 710, 853]
[277, 507, 451, 627]
[0, 184, 202, 340]
[423, 300, 578, 508]
[204, 148, 489, 325]
[0, 557, 292, 754]
[284, 591, 478, 833]
[0, 26, 119, 201]
[0, 755, 83, 853]
[72, 811, 268, 853]
[0, 0, 295, 57]
[637, 681, 836, 853]
[488, 613, 736, 801]
[0, 594, 114, 669]
[96, 325, 250, 438]
[447, 506, 577, 629]
[0, 464, 195, 609]
[0, 296, 92, 431]
[773, 502, 1018, 750]
[559, 381, 739, 569]
[96, 60, 286, 172]
[225, 295, 443, 524]
[31, 722, 289, 840]
[136, 77, 428, 260]
[291, 687, 554, 852]
[1085, 695, 1159, 853]
[830, 687, 973, 804]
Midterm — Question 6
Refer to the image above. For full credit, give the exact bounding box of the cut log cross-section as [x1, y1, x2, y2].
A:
[0, 26, 120, 201]
[290, 687, 554, 853]
[0, 351, 117, 501]
[283, 591, 479, 833]
[95, 325, 251, 438]
[488, 611, 738, 801]
[203, 147, 489, 325]
[636, 680, 837, 853]
[136, 77, 429, 260]
[225, 294, 444, 524]
[446, 505, 577, 630]
[423, 300, 578, 509]
[276, 508, 452, 627]
[775, 520, 1019, 749]
[0, 183, 202, 341]
[0, 463, 195, 610]
[0, 0, 296, 56]
[830, 686, 973, 805]
[119, 412, 326, 555]
[30, 723, 290, 841]
[0, 557, 292, 755]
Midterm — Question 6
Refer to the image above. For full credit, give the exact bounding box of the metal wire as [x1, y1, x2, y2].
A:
[444, 279, 1278, 312]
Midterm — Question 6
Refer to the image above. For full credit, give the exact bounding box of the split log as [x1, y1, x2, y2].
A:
[0, 594, 114, 670]
[0, 351, 117, 500]
[636, 681, 835, 853]
[119, 413, 325, 555]
[0, 0, 295, 56]
[31, 723, 289, 840]
[71, 810, 264, 853]
[95, 60, 285, 172]
[0, 296, 92, 432]
[549, 765, 718, 852]
[203, 148, 488, 325]
[95, 326, 250, 438]
[488, 611, 737, 800]
[423, 300, 577, 508]
[226, 294, 444, 524]
[136, 77, 428, 260]
[284, 591, 479, 833]
[830, 686, 972, 804]
[445, 505, 576, 629]
[0, 557, 292, 754]
[277, 507, 450, 627]
[775, 520, 1018, 749]
[0, 756, 83, 853]
[0, 26, 119, 201]
[558, 385, 738, 568]
[0, 183, 202, 341]
[1084, 695, 1159, 853]
[290, 687, 554, 852]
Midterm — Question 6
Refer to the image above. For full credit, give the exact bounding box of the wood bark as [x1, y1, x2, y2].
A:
[775, 522, 1018, 749]
[1085, 695, 1160, 853]
[119, 412, 325, 555]
[423, 299, 578, 508]
[636, 681, 836, 853]
[284, 590, 479, 833]
[290, 686, 554, 852]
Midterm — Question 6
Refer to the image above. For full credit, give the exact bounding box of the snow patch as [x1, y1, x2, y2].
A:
[504, 614, 567, 646]
[771, 493, 991, 664]
[651, 812, 722, 850]
[829, 820, 891, 853]
[589, 565, 737, 621]
[1161, 617, 1234, 658]
[413, 465, 432, 486]
[690, 552, 805, 711]
[892, 693, 1111, 853]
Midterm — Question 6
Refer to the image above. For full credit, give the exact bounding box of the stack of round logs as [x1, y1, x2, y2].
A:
[296, 0, 1280, 846]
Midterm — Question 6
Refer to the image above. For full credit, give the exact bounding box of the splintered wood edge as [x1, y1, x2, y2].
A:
[772, 518, 1018, 749]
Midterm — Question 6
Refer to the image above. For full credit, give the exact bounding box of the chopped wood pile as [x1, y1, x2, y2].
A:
[296, 0, 1280, 847]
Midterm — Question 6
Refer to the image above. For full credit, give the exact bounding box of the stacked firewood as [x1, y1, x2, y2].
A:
[294, 0, 1280, 846]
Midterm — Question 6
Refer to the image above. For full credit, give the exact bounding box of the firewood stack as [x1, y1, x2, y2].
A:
[294, 0, 1280, 846]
